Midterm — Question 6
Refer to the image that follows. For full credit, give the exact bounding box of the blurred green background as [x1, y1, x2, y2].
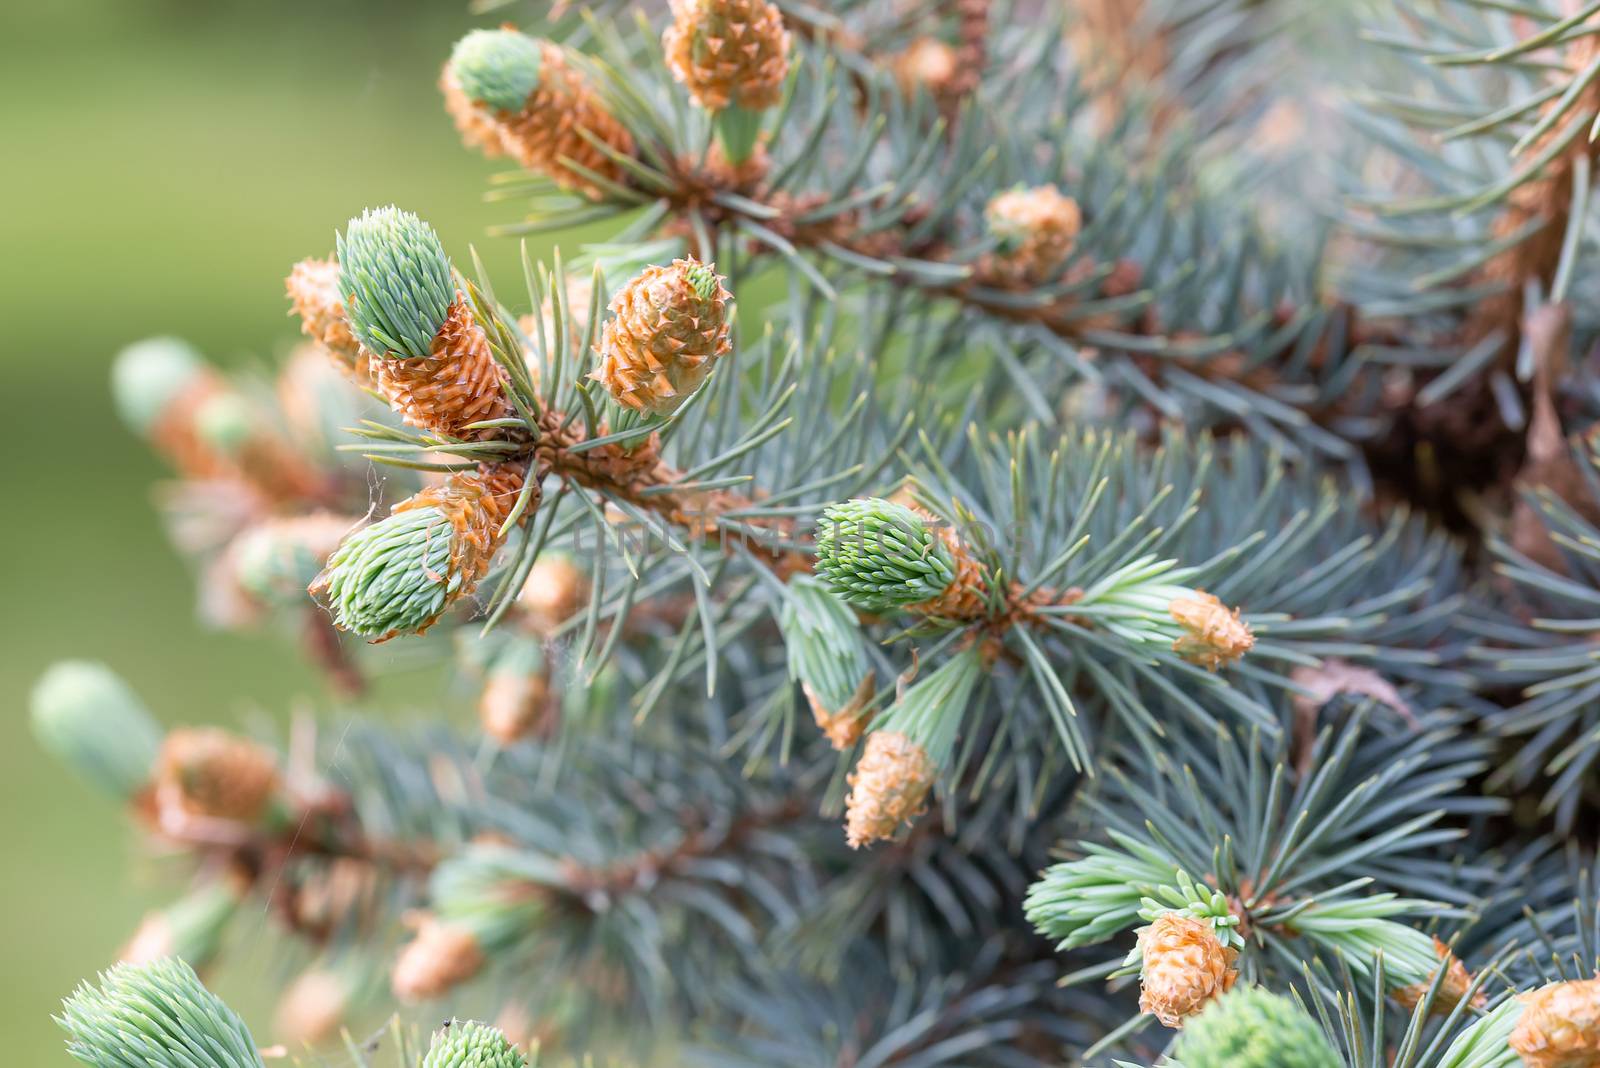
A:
[1, 0, 550, 1059]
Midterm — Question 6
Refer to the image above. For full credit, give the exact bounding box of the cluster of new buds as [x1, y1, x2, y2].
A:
[1167, 986, 1342, 1068]
[444, 28, 634, 198]
[590, 257, 732, 419]
[112, 337, 328, 504]
[982, 184, 1083, 286]
[844, 647, 981, 847]
[663, 0, 791, 163]
[1024, 836, 1470, 1036]
[779, 574, 877, 748]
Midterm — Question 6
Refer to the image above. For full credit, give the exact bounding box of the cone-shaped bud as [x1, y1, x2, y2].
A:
[314, 465, 529, 640]
[664, 0, 791, 111]
[155, 728, 281, 824]
[272, 967, 353, 1049]
[337, 208, 513, 438]
[285, 258, 366, 373]
[111, 337, 207, 435]
[444, 29, 634, 199]
[844, 648, 980, 847]
[114, 339, 329, 500]
[57, 957, 265, 1068]
[120, 881, 243, 970]
[1392, 936, 1484, 1016]
[422, 1020, 529, 1068]
[337, 206, 456, 360]
[845, 731, 934, 849]
[591, 258, 731, 416]
[1511, 978, 1600, 1068]
[395, 844, 551, 1001]
[479, 639, 554, 744]
[481, 669, 554, 745]
[891, 37, 960, 99]
[230, 513, 354, 611]
[517, 554, 589, 634]
[984, 184, 1082, 284]
[814, 498, 958, 613]
[393, 915, 487, 1003]
[31, 661, 163, 802]
[1137, 912, 1239, 1028]
[450, 30, 545, 111]
[1170, 986, 1341, 1068]
[780, 575, 875, 749]
[1169, 591, 1254, 670]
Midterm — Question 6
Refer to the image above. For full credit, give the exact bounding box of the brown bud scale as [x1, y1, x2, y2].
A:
[845, 730, 936, 848]
[372, 298, 513, 441]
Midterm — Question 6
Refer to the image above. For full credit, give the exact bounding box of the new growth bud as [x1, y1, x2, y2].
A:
[844, 648, 981, 847]
[57, 957, 265, 1068]
[120, 881, 243, 971]
[338, 206, 456, 360]
[780, 575, 876, 748]
[1392, 936, 1484, 1016]
[155, 728, 281, 824]
[1511, 978, 1600, 1068]
[314, 465, 529, 640]
[336, 207, 513, 438]
[111, 337, 206, 436]
[422, 1019, 530, 1068]
[31, 661, 163, 802]
[1169, 591, 1254, 670]
[591, 258, 732, 416]
[664, 0, 791, 112]
[984, 185, 1082, 285]
[1170, 986, 1342, 1068]
[814, 498, 958, 613]
[1137, 911, 1239, 1028]
[445, 29, 635, 198]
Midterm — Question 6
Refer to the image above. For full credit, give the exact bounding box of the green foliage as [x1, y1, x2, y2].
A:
[30, 660, 161, 801]
[449, 29, 543, 111]
[337, 205, 455, 359]
[870, 644, 983, 766]
[1169, 987, 1341, 1068]
[778, 574, 872, 714]
[56, 957, 264, 1068]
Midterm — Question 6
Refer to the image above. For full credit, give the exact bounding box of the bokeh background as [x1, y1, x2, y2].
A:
[1, 0, 557, 1058]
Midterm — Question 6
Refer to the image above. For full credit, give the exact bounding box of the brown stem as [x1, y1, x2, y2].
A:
[535, 409, 811, 576]
[558, 798, 807, 901]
